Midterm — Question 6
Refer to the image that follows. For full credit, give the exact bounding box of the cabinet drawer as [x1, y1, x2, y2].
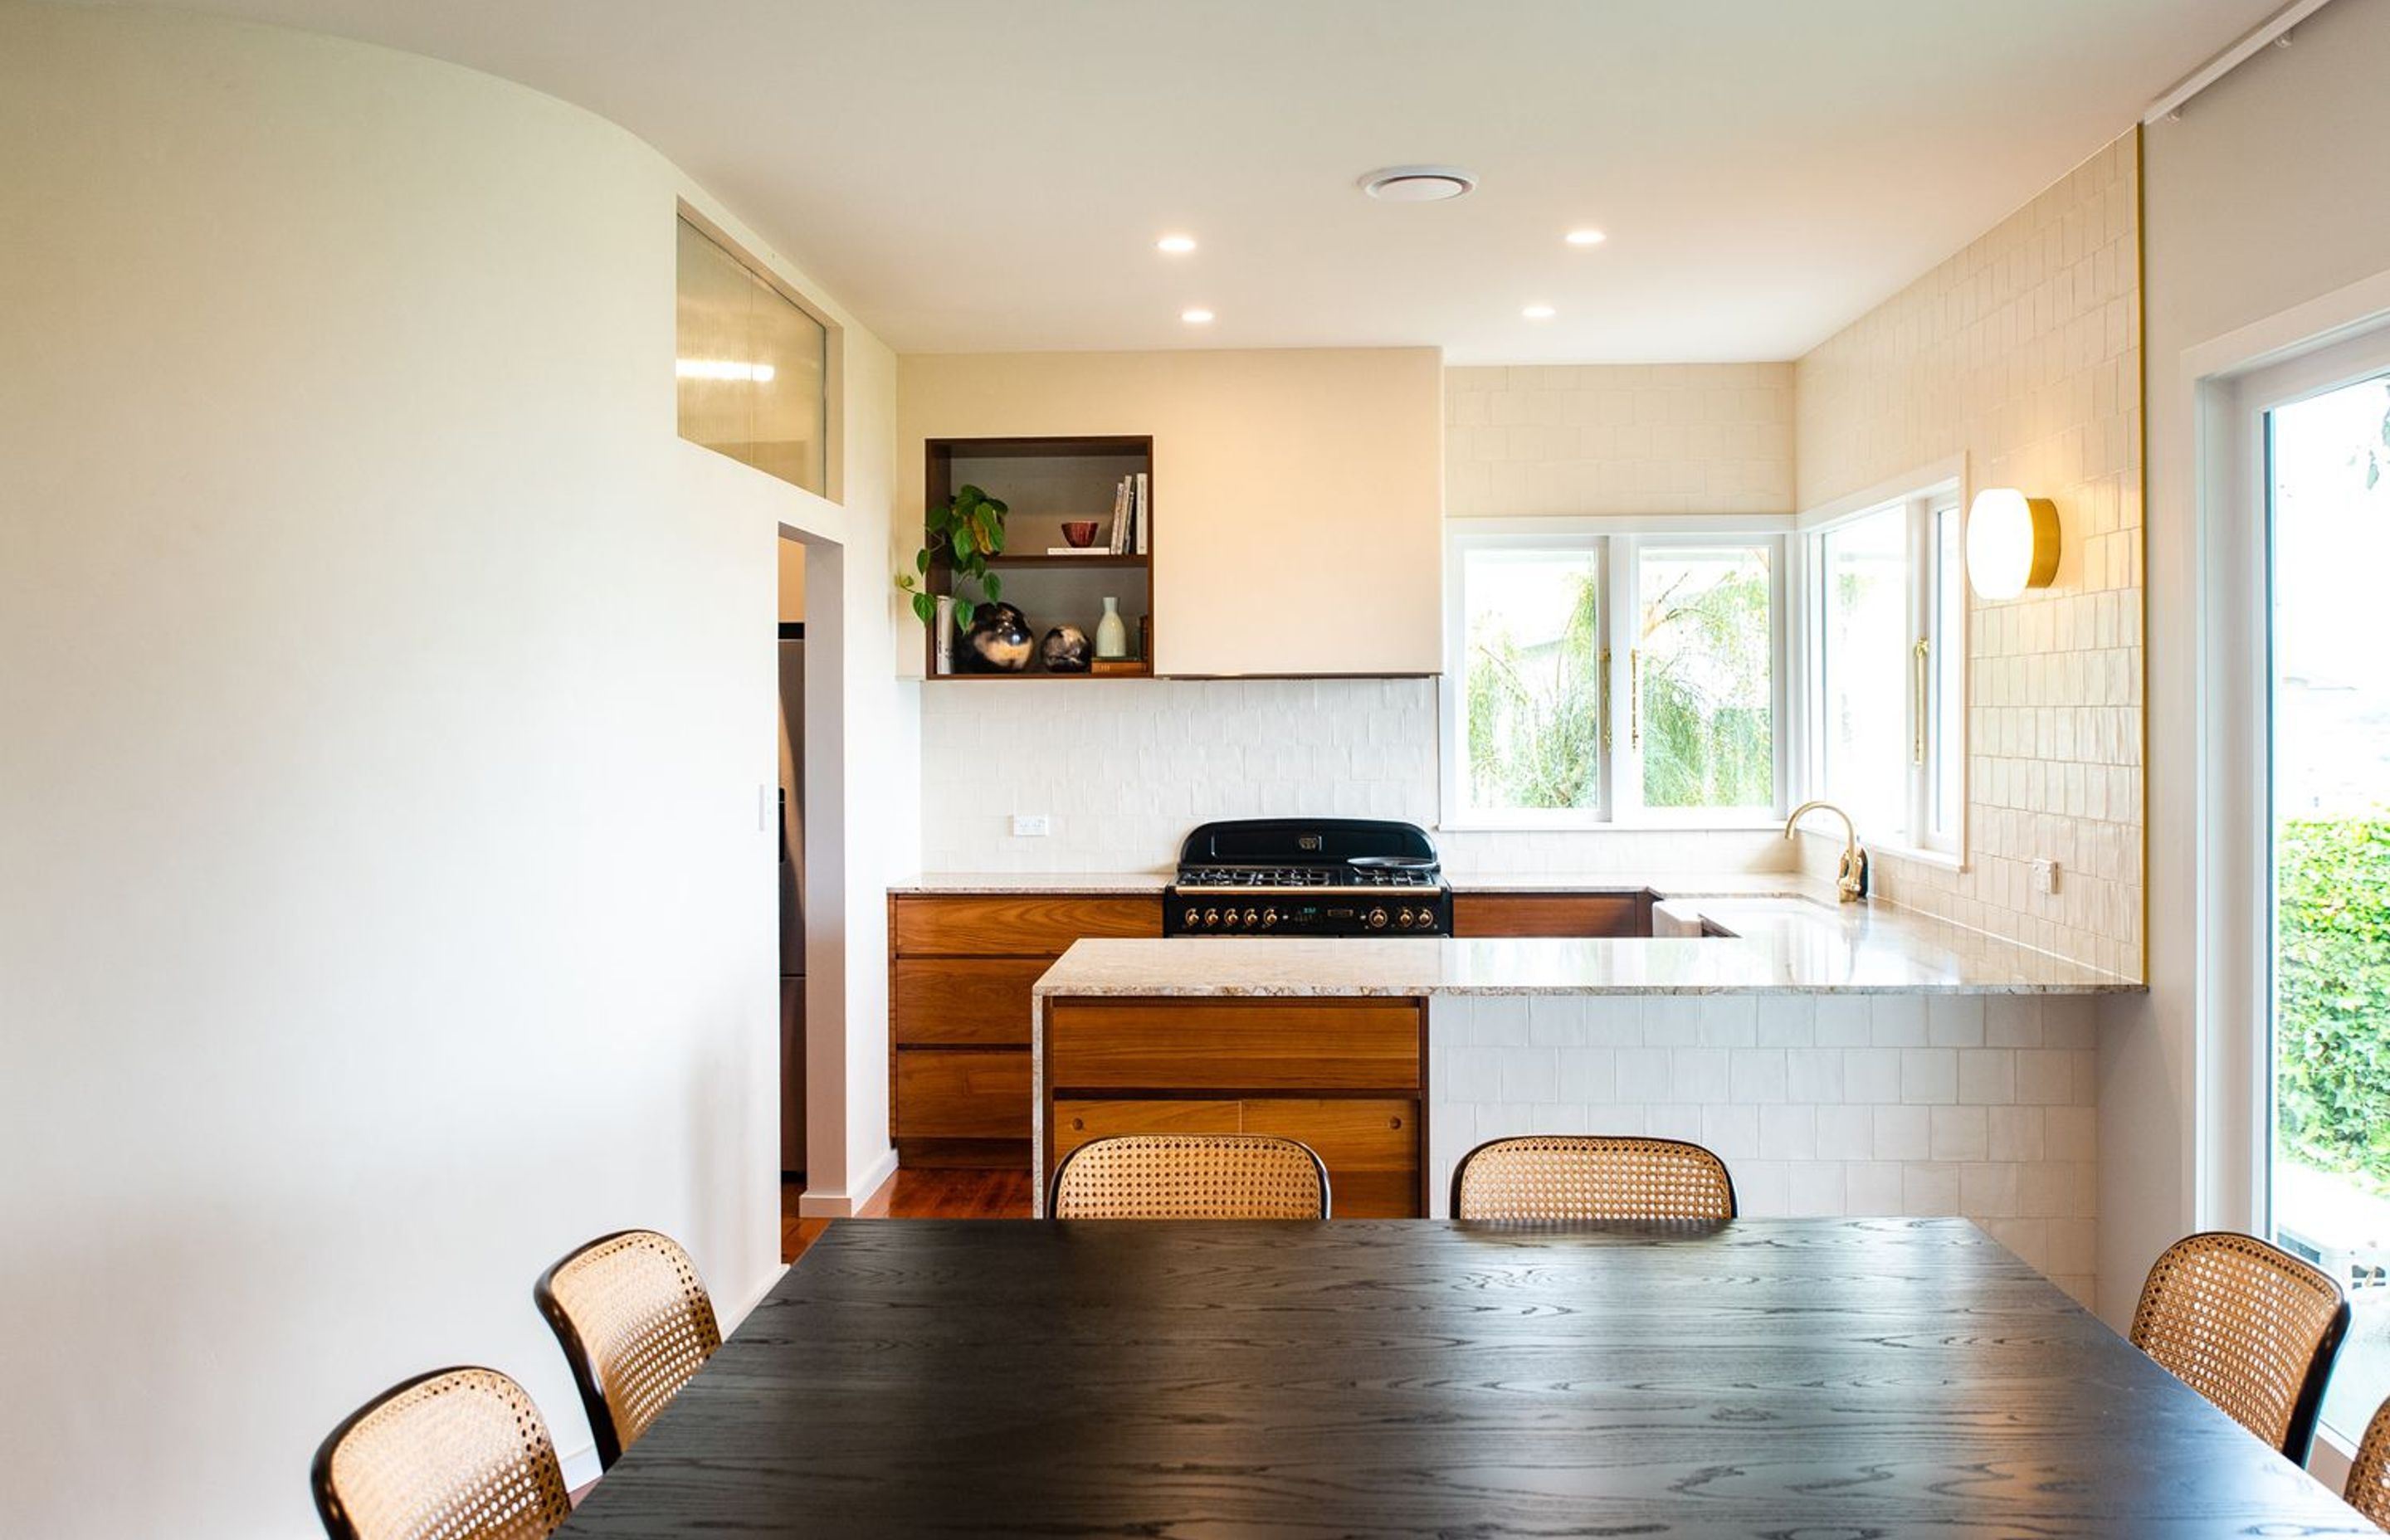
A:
[1045, 1096, 1422, 1216]
[1049, 1098, 1241, 1168]
[1241, 1098, 1420, 1218]
[895, 1049, 1032, 1140]
[1451, 893, 1644, 938]
[1046, 999, 1422, 1092]
[894, 894, 1162, 957]
[894, 958, 1046, 1045]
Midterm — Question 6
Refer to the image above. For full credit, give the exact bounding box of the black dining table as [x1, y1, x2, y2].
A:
[555, 1216, 2369, 1537]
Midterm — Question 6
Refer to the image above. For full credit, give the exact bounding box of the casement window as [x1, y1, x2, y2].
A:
[1441, 522, 1786, 827]
[1802, 486, 1966, 856]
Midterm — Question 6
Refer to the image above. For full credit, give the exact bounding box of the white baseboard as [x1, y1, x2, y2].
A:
[560, 1441, 603, 1493]
[793, 1145, 899, 1218]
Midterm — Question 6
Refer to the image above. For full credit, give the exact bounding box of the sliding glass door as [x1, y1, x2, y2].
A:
[2265, 362, 2390, 1442]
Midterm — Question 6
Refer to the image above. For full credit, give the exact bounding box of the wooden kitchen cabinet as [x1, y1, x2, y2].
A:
[1041, 997, 1427, 1217]
[1451, 892, 1649, 938]
[889, 893, 1161, 1167]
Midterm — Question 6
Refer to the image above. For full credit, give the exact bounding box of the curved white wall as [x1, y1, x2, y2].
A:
[0, 9, 908, 1535]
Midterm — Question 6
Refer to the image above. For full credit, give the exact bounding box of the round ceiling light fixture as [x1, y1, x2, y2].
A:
[1358, 164, 1477, 202]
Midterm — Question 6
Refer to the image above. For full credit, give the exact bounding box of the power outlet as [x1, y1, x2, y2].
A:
[2031, 859, 2061, 895]
[1011, 814, 1051, 838]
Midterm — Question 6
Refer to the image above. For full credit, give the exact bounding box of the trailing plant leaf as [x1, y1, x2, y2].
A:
[895, 482, 1010, 628]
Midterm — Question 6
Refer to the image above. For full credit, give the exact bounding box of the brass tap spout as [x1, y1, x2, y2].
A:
[1784, 800, 1869, 904]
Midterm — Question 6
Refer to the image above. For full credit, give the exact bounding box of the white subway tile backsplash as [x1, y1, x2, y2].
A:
[1900, 1048, 1958, 1105]
[1873, 1105, 1932, 1162]
[919, 675, 1802, 877]
[1671, 1048, 1732, 1104]
[1844, 1048, 1901, 1104]
[1794, 134, 2143, 981]
[1816, 1104, 1875, 1161]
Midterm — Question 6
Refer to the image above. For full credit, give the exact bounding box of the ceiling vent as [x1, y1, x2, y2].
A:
[1358, 165, 1476, 202]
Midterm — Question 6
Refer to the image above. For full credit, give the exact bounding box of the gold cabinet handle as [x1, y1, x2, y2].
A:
[1598, 648, 1612, 755]
[1629, 649, 1641, 750]
[1912, 637, 1931, 767]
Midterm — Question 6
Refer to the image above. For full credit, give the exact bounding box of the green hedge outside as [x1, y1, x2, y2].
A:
[2277, 817, 2390, 1187]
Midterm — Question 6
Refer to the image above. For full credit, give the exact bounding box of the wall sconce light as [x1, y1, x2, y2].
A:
[1965, 489, 2060, 600]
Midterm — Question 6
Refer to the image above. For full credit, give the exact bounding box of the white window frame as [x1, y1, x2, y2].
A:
[1798, 470, 1968, 861]
[2207, 325, 2390, 1243]
[2185, 273, 2390, 1477]
[1440, 516, 1789, 831]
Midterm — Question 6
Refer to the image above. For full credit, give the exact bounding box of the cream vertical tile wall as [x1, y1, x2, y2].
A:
[1793, 133, 2144, 979]
[1433, 992, 2103, 1307]
[1446, 363, 1797, 518]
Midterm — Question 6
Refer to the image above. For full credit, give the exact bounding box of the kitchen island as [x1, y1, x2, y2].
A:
[1030, 892, 2133, 1304]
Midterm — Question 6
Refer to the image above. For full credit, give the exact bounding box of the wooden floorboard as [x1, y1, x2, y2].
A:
[781, 1167, 1032, 1263]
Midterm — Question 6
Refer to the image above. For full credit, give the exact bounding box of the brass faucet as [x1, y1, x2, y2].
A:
[1784, 800, 1869, 904]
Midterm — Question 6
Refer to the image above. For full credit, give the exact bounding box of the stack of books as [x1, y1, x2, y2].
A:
[1110, 472, 1149, 554]
[1041, 472, 1151, 556]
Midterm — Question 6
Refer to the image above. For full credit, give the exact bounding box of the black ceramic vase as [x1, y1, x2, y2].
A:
[1040, 623, 1092, 674]
[962, 602, 1033, 673]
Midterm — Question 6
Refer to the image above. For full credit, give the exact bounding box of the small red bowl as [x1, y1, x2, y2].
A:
[1061, 520, 1100, 548]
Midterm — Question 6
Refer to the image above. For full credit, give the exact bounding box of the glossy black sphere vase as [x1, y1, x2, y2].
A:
[1040, 623, 1092, 674]
[961, 602, 1033, 673]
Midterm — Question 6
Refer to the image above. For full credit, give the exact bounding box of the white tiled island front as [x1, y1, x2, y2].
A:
[1033, 896, 2134, 1305]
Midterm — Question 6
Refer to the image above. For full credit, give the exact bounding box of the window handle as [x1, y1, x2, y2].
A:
[1599, 648, 1612, 756]
[1912, 637, 1931, 767]
[1629, 649, 1641, 751]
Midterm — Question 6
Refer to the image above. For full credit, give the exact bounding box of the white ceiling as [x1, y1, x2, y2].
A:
[110, 0, 2280, 363]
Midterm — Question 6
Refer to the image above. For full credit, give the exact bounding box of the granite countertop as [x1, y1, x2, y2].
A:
[890, 870, 1819, 897]
[894, 871, 1174, 894]
[1032, 895, 2137, 997]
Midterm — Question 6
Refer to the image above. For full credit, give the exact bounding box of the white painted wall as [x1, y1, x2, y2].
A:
[1445, 363, 1797, 518]
[2114, 0, 2390, 1329]
[0, 9, 909, 1536]
[898, 348, 1447, 677]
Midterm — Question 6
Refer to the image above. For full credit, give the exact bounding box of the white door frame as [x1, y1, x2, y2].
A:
[2187, 274, 2390, 1244]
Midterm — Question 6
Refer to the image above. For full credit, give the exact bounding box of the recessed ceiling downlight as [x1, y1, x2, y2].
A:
[1358, 165, 1476, 202]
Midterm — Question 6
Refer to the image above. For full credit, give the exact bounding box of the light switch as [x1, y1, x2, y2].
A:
[2031, 859, 2060, 895]
[1012, 814, 1051, 838]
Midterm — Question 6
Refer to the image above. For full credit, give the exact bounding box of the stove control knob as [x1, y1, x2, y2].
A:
[1367, 907, 1389, 930]
[1396, 909, 1415, 928]
[1183, 908, 1199, 928]
[1261, 909, 1278, 928]
[1243, 909, 1260, 927]
[1222, 909, 1241, 927]
[1204, 909, 1220, 928]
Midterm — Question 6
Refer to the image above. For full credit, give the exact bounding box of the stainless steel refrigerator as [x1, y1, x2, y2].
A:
[778, 625, 806, 1177]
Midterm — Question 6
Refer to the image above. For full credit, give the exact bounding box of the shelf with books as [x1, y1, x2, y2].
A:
[920, 434, 1155, 681]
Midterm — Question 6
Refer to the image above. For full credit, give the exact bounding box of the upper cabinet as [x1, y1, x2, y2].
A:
[897, 349, 1444, 678]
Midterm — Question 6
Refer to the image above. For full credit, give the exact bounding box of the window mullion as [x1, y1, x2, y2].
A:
[1608, 537, 1642, 823]
[1910, 498, 1932, 844]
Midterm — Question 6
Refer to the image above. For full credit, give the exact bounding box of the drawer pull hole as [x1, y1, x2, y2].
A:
[1071, 1118, 1085, 1131]
[1390, 1117, 1403, 1129]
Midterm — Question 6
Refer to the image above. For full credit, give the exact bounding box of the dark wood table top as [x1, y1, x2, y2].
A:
[557, 1217, 2368, 1538]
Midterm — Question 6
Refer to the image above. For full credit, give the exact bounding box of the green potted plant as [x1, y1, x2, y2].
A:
[895, 483, 1008, 629]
